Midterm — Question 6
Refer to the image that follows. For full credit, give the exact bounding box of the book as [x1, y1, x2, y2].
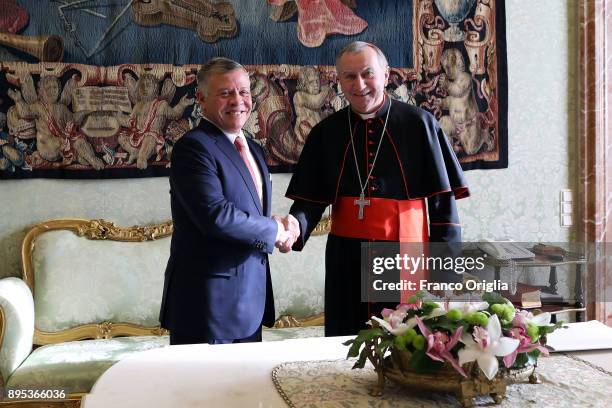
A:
[546, 320, 612, 352]
[520, 289, 541, 308]
[501, 283, 552, 308]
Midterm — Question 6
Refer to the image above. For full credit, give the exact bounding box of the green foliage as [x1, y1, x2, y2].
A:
[405, 292, 425, 304]
[394, 328, 417, 350]
[466, 311, 489, 327]
[412, 334, 426, 350]
[377, 338, 394, 359]
[526, 323, 539, 342]
[344, 327, 384, 359]
[539, 321, 564, 336]
[429, 316, 465, 333]
[512, 349, 539, 369]
[409, 349, 444, 373]
[482, 291, 506, 305]
[420, 301, 440, 317]
[344, 293, 560, 377]
[344, 327, 392, 369]
[446, 309, 463, 321]
[513, 352, 529, 368]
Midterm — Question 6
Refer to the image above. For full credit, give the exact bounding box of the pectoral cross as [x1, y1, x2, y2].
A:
[354, 193, 370, 220]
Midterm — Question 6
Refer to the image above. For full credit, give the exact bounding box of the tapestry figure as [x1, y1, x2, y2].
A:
[118, 73, 193, 169]
[0, 112, 25, 172]
[292, 66, 334, 144]
[7, 74, 105, 170]
[250, 73, 299, 164]
[438, 48, 492, 155]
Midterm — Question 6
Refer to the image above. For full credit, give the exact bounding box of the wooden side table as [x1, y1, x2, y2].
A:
[485, 253, 586, 322]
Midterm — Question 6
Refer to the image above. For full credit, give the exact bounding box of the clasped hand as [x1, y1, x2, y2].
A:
[273, 214, 300, 253]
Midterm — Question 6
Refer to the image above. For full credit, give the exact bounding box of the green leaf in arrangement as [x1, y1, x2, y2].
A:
[345, 328, 383, 358]
[429, 317, 462, 332]
[409, 349, 444, 373]
[482, 291, 506, 305]
[420, 301, 440, 316]
[405, 292, 425, 304]
[376, 339, 394, 359]
[346, 340, 362, 358]
[513, 352, 529, 368]
[352, 348, 369, 369]
[539, 321, 564, 336]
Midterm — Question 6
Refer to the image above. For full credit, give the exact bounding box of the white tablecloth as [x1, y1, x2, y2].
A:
[82, 335, 612, 408]
[82, 336, 352, 408]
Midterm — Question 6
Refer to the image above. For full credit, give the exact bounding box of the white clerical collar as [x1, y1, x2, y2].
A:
[358, 112, 376, 120]
[353, 96, 388, 120]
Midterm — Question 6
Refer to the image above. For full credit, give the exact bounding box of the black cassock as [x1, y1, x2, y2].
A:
[286, 97, 469, 336]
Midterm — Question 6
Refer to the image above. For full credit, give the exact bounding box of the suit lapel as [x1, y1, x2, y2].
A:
[201, 120, 263, 214]
[248, 138, 272, 216]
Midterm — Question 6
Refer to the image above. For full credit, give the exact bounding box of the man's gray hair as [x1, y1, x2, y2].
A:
[197, 57, 247, 96]
[335, 41, 389, 73]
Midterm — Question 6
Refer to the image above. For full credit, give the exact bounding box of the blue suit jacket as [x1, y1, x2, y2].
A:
[159, 119, 276, 341]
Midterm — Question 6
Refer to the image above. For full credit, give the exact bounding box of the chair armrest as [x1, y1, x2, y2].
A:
[0, 277, 34, 385]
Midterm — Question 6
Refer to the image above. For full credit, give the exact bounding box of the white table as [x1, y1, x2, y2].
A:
[82, 336, 352, 408]
[82, 335, 612, 408]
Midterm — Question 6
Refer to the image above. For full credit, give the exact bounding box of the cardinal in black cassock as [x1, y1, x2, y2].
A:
[285, 42, 469, 337]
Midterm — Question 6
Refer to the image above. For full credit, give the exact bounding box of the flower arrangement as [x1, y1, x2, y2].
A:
[345, 292, 562, 404]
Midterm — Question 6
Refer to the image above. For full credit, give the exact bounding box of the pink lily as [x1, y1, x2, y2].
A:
[415, 316, 467, 377]
[372, 306, 417, 335]
[503, 327, 549, 368]
[371, 302, 440, 336]
[512, 310, 551, 330]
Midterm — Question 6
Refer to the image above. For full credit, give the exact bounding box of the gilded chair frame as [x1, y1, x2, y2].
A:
[21, 218, 173, 346]
[0, 307, 5, 389]
[21, 217, 331, 344]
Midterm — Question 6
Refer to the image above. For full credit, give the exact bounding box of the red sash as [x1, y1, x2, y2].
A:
[331, 197, 428, 303]
[331, 197, 427, 242]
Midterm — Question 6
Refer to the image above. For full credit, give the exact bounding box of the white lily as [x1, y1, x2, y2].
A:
[458, 314, 519, 380]
[428, 300, 489, 318]
[428, 302, 448, 318]
[447, 300, 489, 315]
[371, 315, 417, 336]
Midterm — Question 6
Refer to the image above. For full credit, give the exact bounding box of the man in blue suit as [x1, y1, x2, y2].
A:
[160, 58, 293, 345]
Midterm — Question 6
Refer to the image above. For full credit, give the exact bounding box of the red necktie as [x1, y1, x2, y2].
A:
[234, 137, 262, 199]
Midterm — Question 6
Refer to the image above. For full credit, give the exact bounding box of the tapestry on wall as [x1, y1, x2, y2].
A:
[0, 0, 507, 179]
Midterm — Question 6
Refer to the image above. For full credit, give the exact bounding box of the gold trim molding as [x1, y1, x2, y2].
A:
[272, 313, 324, 328]
[0, 307, 5, 388]
[20, 219, 173, 346]
[34, 323, 169, 346]
[0, 399, 81, 407]
[75, 219, 173, 241]
[312, 216, 331, 236]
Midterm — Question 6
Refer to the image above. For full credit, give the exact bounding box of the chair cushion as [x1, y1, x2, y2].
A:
[6, 336, 169, 394]
[6, 327, 324, 394]
[32, 230, 170, 332]
[269, 250, 325, 320]
[262, 326, 324, 342]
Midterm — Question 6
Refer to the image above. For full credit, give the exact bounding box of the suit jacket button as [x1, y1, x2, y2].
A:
[261, 259, 267, 265]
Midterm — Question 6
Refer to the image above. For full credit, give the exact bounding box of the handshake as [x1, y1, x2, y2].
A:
[273, 214, 300, 253]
